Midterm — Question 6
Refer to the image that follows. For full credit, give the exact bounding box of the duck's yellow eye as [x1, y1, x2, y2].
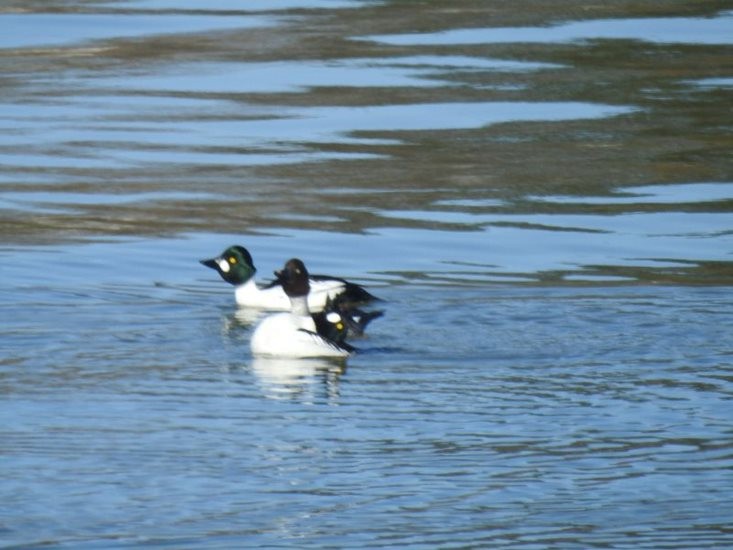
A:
[336, 323, 344, 331]
[228, 257, 237, 264]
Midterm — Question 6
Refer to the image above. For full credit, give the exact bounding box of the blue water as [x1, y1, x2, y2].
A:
[2, 221, 732, 547]
[363, 11, 733, 46]
[2, 232, 732, 548]
[0, 13, 274, 49]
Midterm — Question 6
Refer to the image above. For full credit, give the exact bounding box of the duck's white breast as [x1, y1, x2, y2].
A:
[250, 313, 349, 358]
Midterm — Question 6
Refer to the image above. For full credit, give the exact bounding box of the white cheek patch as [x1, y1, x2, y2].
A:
[326, 312, 342, 324]
[217, 258, 230, 273]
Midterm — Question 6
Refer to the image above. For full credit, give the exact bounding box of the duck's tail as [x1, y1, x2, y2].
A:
[326, 294, 384, 336]
[342, 308, 384, 336]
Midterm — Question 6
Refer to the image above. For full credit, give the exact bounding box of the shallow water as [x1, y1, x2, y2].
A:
[1, 1, 732, 548]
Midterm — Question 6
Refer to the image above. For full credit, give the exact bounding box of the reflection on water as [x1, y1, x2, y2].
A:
[0, 92, 635, 166]
[1, 0, 730, 288]
[91, 56, 561, 94]
[689, 77, 733, 88]
[106, 0, 363, 10]
[363, 11, 733, 45]
[0, 13, 274, 49]
[250, 357, 345, 403]
[0, 190, 223, 209]
[531, 182, 733, 205]
[0, 0, 730, 277]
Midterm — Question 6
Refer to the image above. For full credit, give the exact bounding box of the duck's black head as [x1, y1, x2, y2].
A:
[275, 258, 311, 298]
[200, 245, 256, 286]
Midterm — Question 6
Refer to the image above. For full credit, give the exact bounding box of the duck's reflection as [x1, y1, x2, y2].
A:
[228, 307, 265, 328]
[219, 307, 266, 344]
[249, 356, 346, 403]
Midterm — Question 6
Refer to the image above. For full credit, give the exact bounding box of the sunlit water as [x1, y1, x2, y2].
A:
[2, 233, 732, 548]
[1, 1, 732, 548]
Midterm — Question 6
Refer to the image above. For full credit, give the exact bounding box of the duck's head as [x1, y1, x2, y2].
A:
[200, 245, 256, 286]
[274, 258, 311, 298]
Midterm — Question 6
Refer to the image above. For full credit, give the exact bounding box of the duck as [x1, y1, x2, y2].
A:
[200, 245, 378, 311]
[314, 293, 384, 340]
[250, 258, 355, 358]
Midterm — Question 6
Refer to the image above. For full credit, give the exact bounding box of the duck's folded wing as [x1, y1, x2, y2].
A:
[297, 329, 355, 354]
[310, 274, 379, 303]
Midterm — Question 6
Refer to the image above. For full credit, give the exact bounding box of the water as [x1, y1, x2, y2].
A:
[1, 1, 732, 548]
[363, 12, 733, 45]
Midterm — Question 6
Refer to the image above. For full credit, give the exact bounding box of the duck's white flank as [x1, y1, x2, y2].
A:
[235, 277, 348, 311]
[235, 279, 290, 309]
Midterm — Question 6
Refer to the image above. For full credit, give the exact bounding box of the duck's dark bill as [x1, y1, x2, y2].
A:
[200, 258, 219, 270]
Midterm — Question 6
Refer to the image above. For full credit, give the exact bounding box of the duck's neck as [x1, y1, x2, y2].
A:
[289, 295, 310, 317]
[237, 277, 258, 292]
[234, 278, 259, 304]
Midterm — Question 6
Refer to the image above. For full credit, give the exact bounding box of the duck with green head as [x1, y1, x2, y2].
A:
[200, 245, 379, 312]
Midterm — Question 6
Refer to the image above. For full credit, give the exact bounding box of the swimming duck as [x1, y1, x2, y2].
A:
[314, 294, 384, 341]
[200, 245, 378, 311]
[250, 258, 354, 358]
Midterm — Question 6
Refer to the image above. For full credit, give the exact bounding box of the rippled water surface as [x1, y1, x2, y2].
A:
[1, 1, 732, 548]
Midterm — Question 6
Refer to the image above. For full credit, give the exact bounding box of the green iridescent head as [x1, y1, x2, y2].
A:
[200, 245, 257, 286]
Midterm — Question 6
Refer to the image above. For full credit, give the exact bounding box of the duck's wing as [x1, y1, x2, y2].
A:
[310, 274, 380, 304]
[341, 308, 384, 336]
[297, 329, 354, 355]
